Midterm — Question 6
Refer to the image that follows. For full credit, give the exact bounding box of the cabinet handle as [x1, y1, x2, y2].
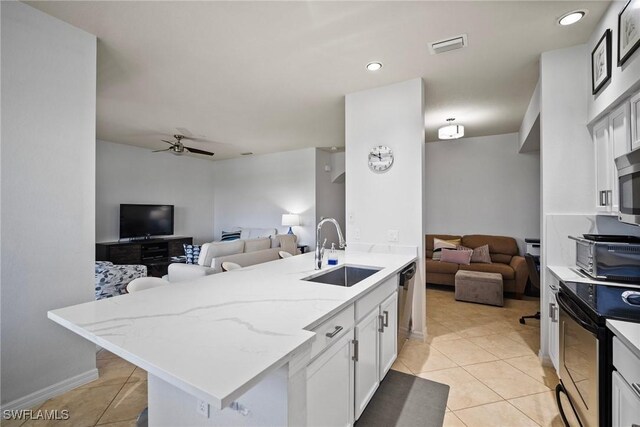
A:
[378, 315, 385, 333]
[607, 190, 612, 206]
[352, 339, 359, 362]
[383, 310, 389, 327]
[548, 303, 554, 319]
[325, 325, 343, 338]
[599, 191, 606, 206]
[552, 305, 558, 323]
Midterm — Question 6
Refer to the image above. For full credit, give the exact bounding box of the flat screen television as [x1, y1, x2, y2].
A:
[119, 204, 174, 239]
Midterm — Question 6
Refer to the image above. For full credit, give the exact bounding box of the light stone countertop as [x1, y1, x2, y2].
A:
[607, 319, 640, 359]
[48, 251, 415, 409]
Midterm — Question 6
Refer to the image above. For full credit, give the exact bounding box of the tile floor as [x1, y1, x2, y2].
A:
[391, 286, 579, 427]
[4, 286, 577, 427]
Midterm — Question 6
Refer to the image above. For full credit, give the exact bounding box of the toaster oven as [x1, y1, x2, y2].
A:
[570, 235, 640, 283]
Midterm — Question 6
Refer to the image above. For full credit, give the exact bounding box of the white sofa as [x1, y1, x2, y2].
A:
[167, 230, 298, 283]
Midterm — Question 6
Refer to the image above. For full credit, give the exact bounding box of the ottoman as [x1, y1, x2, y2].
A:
[455, 270, 504, 307]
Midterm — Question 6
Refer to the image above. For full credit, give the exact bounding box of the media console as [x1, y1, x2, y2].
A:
[96, 236, 193, 277]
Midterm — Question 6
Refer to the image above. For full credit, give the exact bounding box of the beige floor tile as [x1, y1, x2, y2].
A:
[445, 321, 500, 339]
[509, 390, 568, 427]
[454, 401, 538, 427]
[81, 358, 136, 389]
[504, 355, 560, 389]
[468, 334, 537, 359]
[390, 359, 413, 375]
[442, 411, 467, 427]
[97, 381, 147, 425]
[464, 360, 550, 399]
[126, 367, 147, 384]
[21, 385, 122, 427]
[1, 415, 28, 427]
[94, 421, 137, 427]
[96, 349, 119, 360]
[430, 339, 499, 366]
[397, 341, 458, 374]
[417, 367, 502, 411]
[425, 321, 463, 344]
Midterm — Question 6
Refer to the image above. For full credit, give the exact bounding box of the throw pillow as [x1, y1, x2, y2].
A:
[440, 248, 472, 265]
[183, 244, 201, 265]
[471, 244, 492, 264]
[221, 230, 241, 241]
[244, 237, 271, 253]
[432, 251, 442, 261]
[434, 237, 461, 251]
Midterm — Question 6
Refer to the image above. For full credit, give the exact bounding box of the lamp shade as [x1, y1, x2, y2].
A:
[281, 214, 300, 227]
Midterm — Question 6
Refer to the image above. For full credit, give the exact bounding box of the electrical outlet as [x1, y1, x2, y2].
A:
[387, 230, 399, 242]
[197, 399, 209, 418]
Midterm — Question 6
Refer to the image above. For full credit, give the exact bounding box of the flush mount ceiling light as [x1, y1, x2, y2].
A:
[438, 118, 465, 140]
[366, 62, 383, 71]
[558, 10, 587, 26]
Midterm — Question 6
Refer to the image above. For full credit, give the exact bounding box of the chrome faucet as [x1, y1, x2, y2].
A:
[315, 218, 346, 269]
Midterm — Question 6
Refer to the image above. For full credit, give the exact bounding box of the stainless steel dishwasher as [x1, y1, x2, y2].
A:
[397, 262, 416, 351]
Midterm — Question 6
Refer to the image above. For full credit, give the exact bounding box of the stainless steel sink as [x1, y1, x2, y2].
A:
[302, 265, 382, 287]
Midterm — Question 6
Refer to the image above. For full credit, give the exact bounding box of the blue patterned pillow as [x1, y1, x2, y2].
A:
[183, 244, 201, 264]
[221, 230, 241, 241]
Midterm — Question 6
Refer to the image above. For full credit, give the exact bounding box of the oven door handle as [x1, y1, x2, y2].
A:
[557, 291, 598, 335]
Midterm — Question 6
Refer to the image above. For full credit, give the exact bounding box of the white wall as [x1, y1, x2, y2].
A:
[212, 149, 317, 246]
[345, 78, 426, 339]
[1, 2, 97, 408]
[519, 80, 541, 153]
[96, 140, 216, 243]
[424, 133, 540, 252]
[587, 0, 640, 124]
[315, 149, 346, 247]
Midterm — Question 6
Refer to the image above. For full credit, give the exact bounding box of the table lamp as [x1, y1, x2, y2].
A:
[282, 214, 300, 234]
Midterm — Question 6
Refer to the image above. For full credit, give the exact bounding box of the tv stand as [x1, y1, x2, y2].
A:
[96, 236, 193, 277]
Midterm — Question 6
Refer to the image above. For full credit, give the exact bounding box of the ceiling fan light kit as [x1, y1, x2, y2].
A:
[153, 134, 214, 156]
[438, 118, 465, 140]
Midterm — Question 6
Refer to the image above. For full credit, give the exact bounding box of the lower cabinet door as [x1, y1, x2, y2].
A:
[379, 291, 398, 379]
[612, 371, 640, 427]
[307, 332, 354, 427]
[354, 308, 380, 420]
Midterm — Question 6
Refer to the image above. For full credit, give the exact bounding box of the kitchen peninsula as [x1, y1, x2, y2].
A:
[48, 251, 416, 426]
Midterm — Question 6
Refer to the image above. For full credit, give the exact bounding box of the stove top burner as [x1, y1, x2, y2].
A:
[622, 290, 640, 306]
[582, 234, 640, 243]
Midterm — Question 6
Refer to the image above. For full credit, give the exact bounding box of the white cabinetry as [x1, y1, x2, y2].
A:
[630, 90, 640, 151]
[379, 292, 398, 379]
[307, 332, 354, 427]
[548, 287, 559, 371]
[354, 308, 380, 419]
[611, 371, 640, 427]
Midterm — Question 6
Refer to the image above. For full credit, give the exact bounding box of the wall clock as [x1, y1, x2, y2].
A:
[368, 145, 394, 172]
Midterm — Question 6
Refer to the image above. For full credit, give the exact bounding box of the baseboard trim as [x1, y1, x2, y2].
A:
[409, 330, 425, 341]
[1, 368, 99, 412]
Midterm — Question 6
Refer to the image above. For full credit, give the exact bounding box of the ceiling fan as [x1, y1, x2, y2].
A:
[154, 134, 214, 156]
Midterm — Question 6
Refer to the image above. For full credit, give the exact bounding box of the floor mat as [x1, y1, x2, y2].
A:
[356, 369, 449, 427]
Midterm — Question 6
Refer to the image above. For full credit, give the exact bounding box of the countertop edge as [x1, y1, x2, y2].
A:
[606, 319, 640, 360]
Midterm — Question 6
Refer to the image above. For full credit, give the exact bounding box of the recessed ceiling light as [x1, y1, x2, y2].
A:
[366, 62, 383, 71]
[558, 10, 587, 26]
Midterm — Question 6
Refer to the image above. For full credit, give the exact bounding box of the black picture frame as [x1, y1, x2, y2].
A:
[618, 0, 640, 66]
[592, 29, 612, 95]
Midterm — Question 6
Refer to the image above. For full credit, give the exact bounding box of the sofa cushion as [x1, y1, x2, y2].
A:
[441, 248, 472, 265]
[183, 244, 201, 264]
[426, 234, 463, 258]
[198, 240, 245, 267]
[277, 234, 298, 256]
[221, 230, 241, 241]
[212, 247, 281, 272]
[245, 237, 271, 253]
[426, 258, 460, 275]
[240, 228, 277, 240]
[462, 235, 518, 255]
[458, 262, 515, 280]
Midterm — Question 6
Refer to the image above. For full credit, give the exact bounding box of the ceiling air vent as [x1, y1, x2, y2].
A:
[429, 34, 468, 55]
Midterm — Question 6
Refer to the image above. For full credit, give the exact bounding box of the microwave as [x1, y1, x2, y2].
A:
[615, 148, 640, 226]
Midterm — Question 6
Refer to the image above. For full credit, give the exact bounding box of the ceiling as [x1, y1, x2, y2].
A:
[28, 1, 609, 160]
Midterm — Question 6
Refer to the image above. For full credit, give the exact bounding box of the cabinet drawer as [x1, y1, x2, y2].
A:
[613, 337, 640, 387]
[109, 245, 141, 264]
[309, 304, 355, 361]
[355, 275, 397, 322]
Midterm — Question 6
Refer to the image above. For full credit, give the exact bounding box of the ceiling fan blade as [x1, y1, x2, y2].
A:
[161, 139, 176, 145]
[184, 146, 214, 156]
[152, 148, 172, 153]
